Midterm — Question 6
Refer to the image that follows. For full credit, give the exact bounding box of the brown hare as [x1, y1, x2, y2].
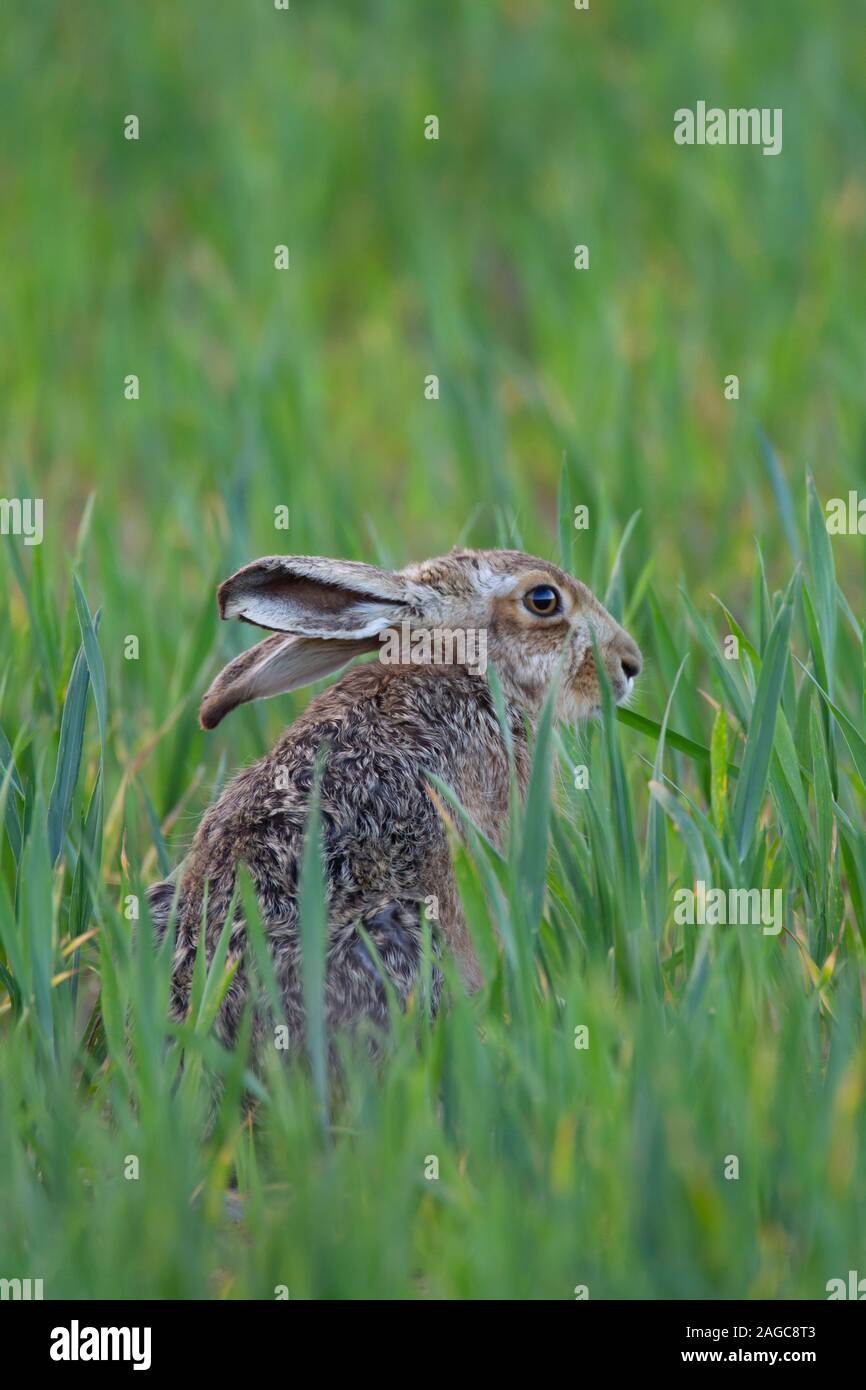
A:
[148, 548, 641, 1052]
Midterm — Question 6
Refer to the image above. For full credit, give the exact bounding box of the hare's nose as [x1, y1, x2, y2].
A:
[621, 654, 641, 681]
[618, 639, 643, 683]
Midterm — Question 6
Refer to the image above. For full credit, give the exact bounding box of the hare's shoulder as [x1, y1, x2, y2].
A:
[292, 658, 498, 743]
[191, 662, 502, 869]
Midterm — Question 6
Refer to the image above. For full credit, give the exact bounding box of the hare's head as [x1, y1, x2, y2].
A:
[199, 548, 641, 729]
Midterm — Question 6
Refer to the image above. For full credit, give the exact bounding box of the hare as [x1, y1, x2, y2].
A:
[148, 548, 641, 1054]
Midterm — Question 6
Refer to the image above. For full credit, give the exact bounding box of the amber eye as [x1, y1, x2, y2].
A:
[523, 584, 562, 617]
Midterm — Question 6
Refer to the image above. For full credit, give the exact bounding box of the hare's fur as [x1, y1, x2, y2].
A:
[148, 547, 641, 1053]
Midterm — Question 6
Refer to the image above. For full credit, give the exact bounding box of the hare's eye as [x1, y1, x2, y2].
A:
[524, 584, 562, 617]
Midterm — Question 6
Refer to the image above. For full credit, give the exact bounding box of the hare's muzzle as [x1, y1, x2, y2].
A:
[607, 630, 643, 702]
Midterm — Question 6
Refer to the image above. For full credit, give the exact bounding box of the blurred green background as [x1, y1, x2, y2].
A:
[4, 0, 865, 615]
[2, 0, 866, 1300]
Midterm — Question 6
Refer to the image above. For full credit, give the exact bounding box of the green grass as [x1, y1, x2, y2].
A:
[1, 0, 866, 1299]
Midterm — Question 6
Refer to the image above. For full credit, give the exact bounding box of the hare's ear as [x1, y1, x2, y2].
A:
[216, 555, 413, 637]
[201, 555, 422, 728]
[199, 631, 380, 729]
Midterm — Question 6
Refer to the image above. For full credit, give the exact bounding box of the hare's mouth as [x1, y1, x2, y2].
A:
[609, 674, 631, 705]
[614, 674, 639, 709]
[583, 675, 634, 720]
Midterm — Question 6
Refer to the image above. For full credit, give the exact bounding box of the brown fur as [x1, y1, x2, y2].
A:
[148, 547, 641, 1057]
